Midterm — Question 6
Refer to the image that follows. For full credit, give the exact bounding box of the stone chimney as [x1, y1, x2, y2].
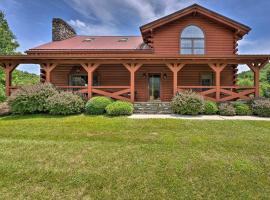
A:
[52, 18, 76, 41]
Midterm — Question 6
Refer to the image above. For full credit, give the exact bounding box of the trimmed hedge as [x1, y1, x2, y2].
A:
[85, 96, 113, 115]
[250, 98, 270, 117]
[171, 90, 204, 115]
[8, 83, 57, 114]
[203, 101, 218, 115]
[218, 103, 236, 116]
[105, 101, 134, 116]
[233, 102, 252, 116]
[46, 92, 85, 115]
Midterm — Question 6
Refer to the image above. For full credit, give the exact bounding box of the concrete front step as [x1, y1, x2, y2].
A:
[134, 102, 172, 114]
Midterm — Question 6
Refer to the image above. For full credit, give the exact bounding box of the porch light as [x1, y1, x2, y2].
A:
[142, 73, 147, 78]
[163, 73, 168, 80]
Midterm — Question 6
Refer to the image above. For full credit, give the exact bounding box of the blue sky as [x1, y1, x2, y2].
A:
[1, 0, 270, 74]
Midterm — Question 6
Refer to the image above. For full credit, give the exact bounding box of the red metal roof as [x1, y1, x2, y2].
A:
[29, 36, 148, 51]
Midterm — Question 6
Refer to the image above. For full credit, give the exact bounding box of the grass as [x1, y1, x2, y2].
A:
[0, 115, 270, 199]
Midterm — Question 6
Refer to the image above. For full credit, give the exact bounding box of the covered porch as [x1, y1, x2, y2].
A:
[0, 55, 269, 102]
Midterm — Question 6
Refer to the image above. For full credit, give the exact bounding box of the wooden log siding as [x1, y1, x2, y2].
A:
[152, 14, 235, 55]
[49, 63, 235, 102]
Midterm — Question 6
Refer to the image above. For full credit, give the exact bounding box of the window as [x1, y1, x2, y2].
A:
[70, 73, 99, 86]
[201, 73, 213, 86]
[180, 25, 205, 55]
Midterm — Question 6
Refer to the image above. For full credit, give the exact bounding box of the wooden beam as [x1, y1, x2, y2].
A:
[166, 63, 185, 95]
[247, 61, 269, 97]
[40, 63, 58, 82]
[80, 63, 100, 99]
[208, 63, 227, 101]
[1, 62, 18, 96]
[123, 63, 143, 102]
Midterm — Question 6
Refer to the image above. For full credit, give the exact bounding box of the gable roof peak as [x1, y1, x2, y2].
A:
[140, 4, 251, 44]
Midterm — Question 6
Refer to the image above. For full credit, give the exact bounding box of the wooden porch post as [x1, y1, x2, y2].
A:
[166, 63, 185, 95]
[248, 61, 269, 97]
[123, 63, 143, 102]
[0, 62, 18, 96]
[81, 63, 100, 99]
[40, 63, 58, 82]
[208, 63, 227, 101]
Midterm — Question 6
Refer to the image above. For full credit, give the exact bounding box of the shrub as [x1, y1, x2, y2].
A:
[218, 103, 236, 116]
[85, 96, 113, 115]
[0, 102, 10, 116]
[8, 83, 58, 114]
[203, 101, 218, 115]
[233, 102, 252, 116]
[105, 101, 134, 116]
[250, 98, 270, 117]
[46, 92, 85, 115]
[0, 86, 6, 103]
[171, 90, 204, 115]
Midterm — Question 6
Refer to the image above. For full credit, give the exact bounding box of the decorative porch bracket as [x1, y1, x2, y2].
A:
[208, 63, 227, 101]
[0, 62, 18, 96]
[166, 63, 185, 95]
[80, 63, 100, 99]
[123, 63, 143, 102]
[247, 60, 269, 97]
[40, 63, 58, 82]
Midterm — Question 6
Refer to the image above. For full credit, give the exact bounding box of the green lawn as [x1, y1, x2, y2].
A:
[0, 115, 270, 199]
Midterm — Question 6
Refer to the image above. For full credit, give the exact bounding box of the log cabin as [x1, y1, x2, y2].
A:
[0, 4, 269, 105]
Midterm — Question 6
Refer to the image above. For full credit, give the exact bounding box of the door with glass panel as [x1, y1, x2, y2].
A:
[149, 74, 161, 101]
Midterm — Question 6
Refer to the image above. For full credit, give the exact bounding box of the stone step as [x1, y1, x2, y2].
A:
[134, 102, 172, 114]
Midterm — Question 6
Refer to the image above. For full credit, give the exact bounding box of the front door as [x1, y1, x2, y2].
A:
[149, 74, 161, 101]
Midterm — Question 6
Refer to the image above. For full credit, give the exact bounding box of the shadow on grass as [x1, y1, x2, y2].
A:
[0, 113, 126, 121]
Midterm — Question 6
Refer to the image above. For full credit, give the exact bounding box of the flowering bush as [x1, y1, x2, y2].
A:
[46, 92, 85, 115]
[171, 90, 204, 115]
[8, 83, 57, 114]
[218, 103, 236, 116]
[250, 98, 270, 117]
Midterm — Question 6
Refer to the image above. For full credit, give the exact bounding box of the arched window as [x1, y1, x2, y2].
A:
[180, 25, 205, 55]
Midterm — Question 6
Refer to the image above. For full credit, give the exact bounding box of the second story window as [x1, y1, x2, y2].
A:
[180, 25, 205, 55]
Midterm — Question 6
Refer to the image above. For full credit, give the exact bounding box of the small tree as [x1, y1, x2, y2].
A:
[0, 11, 19, 55]
[0, 10, 20, 101]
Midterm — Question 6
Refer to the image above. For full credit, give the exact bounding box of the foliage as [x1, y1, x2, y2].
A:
[0, 11, 19, 55]
[0, 85, 5, 102]
[237, 63, 270, 98]
[0, 102, 10, 116]
[8, 83, 58, 114]
[0, 69, 40, 102]
[105, 101, 134, 116]
[233, 102, 252, 116]
[85, 96, 113, 115]
[46, 92, 85, 115]
[171, 90, 204, 115]
[218, 103, 236, 116]
[250, 98, 270, 117]
[203, 101, 218, 115]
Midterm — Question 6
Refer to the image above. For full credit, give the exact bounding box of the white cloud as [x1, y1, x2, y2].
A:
[65, 0, 196, 31]
[68, 19, 120, 35]
[238, 38, 270, 54]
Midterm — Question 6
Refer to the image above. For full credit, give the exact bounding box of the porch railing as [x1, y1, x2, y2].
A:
[178, 86, 255, 102]
[57, 85, 131, 101]
[92, 86, 131, 102]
